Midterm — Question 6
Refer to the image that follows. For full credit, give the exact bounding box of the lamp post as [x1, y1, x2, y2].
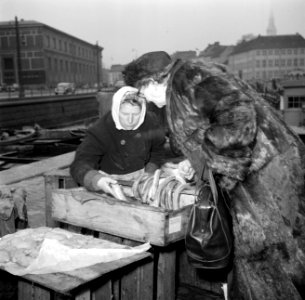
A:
[96, 41, 101, 91]
[15, 16, 25, 98]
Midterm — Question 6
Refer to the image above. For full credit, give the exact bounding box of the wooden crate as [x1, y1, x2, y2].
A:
[51, 187, 192, 247]
[0, 251, 153, 300]
[44, 169, 219, 300]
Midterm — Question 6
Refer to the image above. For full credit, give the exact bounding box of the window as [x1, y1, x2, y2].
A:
[281, 49, 286, 54]
[256, 60, 260, 68]
[53, 37, 56, 49]
[288, 96, 305, 108]
[3, 57, 14, 69]
[287, 59, 292, 66]
[1, 37, 9, 49]
[32, 58, 44, 69]
[288, 49, 292, 54]
[263, 50, 267, 55]
[256, 50, 260, 55]
[268, 60, 273, 67]
[262, 60, 266, 67]
[275, 49, 279, 55]
[275, 59, 279, 66]
[300, 58, 304, 66]
[281, 59, 285, 66]
[46, 36, 50, 48]
[20, 35, 27, 46]
[268, 49, 273, 55]
[294, 58, 298, 67]
[294, 49, 298, 55]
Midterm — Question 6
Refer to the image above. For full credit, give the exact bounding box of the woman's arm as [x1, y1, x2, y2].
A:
[70, 127, 106, 190]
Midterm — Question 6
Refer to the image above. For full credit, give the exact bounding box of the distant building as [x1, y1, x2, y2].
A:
[198, 42, 234, 65]
[228, 34, 305, 81]
[0, 19, 103, 88]
[108, 64, 125, 86]
[280, 76, 305, 127]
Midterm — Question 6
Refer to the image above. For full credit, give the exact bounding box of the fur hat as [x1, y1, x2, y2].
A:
[123, 51, 172, 87]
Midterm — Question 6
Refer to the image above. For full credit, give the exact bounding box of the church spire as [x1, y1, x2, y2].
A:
[267, 11, 277, 36]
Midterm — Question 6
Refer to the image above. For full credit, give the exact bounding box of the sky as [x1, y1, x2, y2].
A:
[1, 0, 305, 68]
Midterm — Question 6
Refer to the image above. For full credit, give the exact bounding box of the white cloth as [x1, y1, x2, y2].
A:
[111, 86, 146, 130]
[13, 239, 150, 275]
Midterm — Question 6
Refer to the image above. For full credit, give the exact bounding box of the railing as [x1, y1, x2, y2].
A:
[0, 87, 116, 100]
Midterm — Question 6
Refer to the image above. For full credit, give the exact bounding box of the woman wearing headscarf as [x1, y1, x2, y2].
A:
[70, 86, 166, 198]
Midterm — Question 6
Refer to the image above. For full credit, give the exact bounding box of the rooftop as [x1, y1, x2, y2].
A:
[232, 34, 305, 55]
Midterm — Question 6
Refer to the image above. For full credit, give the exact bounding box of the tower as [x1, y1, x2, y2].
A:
[267, 11, 277, 36]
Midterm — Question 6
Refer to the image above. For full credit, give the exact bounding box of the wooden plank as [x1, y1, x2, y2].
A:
[92, 279, 112, 300]
[121, 259, 154, 300]
[18, 280, 51, 300]
[33, 284, 52, 300]
[0, 151, 75, 185]
[156, 248, 177, 300]
[18, 281, 33, 300]
[112, 278, 120, 300]
[52, 188, 192, 246]
[75, 289, 90, 300]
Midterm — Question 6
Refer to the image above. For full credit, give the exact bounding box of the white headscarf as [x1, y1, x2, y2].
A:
[111, 86, 147, 130]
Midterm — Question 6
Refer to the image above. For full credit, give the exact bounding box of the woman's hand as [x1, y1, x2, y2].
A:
[96, 176, 118, 197]
[97, 171, 127, 201]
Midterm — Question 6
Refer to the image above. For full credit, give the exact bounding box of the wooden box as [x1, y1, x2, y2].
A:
[51, 187, 193, 247]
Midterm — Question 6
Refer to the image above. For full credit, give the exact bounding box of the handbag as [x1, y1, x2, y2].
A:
[185, 166, 233, 269]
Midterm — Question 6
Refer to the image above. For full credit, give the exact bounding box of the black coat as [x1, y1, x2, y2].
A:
[70, 111, 166, 187]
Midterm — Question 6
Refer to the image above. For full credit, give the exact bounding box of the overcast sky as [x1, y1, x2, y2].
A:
[1, 0, 305, 68]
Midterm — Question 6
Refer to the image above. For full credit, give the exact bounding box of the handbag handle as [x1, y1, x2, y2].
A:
[196, 163, 218, 205]
[207, 168, 218, 205]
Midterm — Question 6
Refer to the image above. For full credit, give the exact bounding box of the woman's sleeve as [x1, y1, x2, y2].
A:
[70, 127, 106, 188]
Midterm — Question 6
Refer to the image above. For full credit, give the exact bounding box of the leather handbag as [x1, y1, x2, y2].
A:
[185, 167, 233, 269]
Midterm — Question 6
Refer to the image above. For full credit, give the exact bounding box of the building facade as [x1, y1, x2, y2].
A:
[0, 19, 103, 89]
[227, 34, 305, 82]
